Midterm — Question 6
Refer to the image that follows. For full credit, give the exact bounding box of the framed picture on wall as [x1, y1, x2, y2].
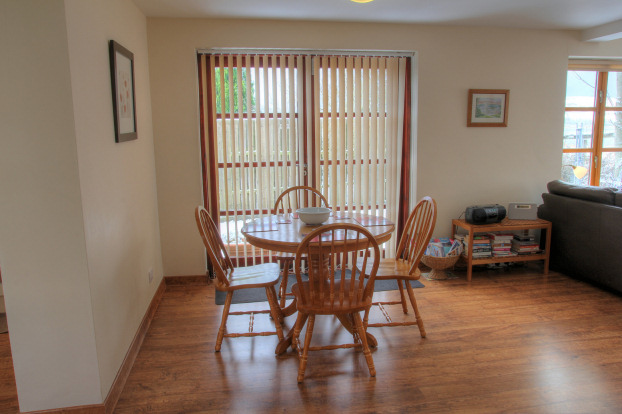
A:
[467, 89, 509, 127]
[109, 40, 137, 142]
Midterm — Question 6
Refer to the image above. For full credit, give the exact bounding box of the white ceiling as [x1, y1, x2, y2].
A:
[133, 0, 622, 40]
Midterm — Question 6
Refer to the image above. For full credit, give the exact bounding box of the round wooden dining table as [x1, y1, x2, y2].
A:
[241, 212, 395, 354]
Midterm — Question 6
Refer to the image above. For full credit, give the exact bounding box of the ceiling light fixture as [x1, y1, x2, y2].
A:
[351, 0, 374, 3]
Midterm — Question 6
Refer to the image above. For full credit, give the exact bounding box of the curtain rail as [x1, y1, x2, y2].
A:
[198, 48, 415, 59]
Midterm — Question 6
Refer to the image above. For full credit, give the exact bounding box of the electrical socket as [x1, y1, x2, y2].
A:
[148, 268, 154, 284]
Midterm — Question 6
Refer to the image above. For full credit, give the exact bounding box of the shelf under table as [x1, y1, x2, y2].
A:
[451, 218, 552, 282]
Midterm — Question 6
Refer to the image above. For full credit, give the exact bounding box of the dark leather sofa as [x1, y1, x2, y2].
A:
[537, 180, 622, 295]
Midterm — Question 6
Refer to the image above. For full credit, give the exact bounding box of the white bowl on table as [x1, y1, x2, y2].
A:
[296, 207, 331, 226]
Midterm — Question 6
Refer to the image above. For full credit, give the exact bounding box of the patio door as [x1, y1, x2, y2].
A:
[198, 51, 412, 264]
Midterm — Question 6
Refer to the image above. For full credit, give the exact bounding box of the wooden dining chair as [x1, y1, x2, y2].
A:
[358, 196, 437, 338]
[273, 186, 330, 307]
[195, 206, 284, 351]
[290, 223, 381, 382]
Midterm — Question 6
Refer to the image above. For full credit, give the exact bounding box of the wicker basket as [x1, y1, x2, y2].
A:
[421, 252, 460, 280]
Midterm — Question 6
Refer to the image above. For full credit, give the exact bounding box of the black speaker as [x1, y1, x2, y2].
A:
[465, 204, 506, 224]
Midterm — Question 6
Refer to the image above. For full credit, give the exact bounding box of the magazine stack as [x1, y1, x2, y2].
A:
[425, 237, 462, 257]
[511, 233, 540, 255]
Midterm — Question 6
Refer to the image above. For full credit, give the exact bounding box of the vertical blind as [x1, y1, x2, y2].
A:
[198, 51, 410, 264]
[312, 56, 406, 223]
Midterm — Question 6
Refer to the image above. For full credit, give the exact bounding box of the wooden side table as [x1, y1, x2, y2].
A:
[451, 218, 552, 282]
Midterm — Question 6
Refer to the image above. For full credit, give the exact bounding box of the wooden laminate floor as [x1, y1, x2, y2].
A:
[0, 332, 19, 413]
[3, 264, 622, 413]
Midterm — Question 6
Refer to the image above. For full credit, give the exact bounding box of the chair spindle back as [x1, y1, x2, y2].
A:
[273, 186, 330, 215]
[294, 224, 380, 311]
[195, 206, 234, 288]
[395, 197, 437, 275]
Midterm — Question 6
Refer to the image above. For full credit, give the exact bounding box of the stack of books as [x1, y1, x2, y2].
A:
[511, 233, 540, 255]
[465, 234, 492, 258]
[487, 232, 516, 257]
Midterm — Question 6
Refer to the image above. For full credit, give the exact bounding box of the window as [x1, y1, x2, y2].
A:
[198, 51, 412, 263]
[563, 64, 622, 188]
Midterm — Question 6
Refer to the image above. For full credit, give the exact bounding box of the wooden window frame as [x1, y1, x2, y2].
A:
[565, 64, 622, 186]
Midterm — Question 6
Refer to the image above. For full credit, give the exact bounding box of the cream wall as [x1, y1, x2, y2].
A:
[146, 18, 621, 277]
[0, 0, 162, 411]
[414, 26, 570, 232]
[0, 1, 102, 410]
[64, 0, 163, 400]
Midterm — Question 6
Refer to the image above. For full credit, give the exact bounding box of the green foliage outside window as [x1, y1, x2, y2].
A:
[214, 68, 256, 114]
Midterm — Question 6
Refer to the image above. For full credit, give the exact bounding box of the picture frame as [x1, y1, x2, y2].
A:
[109, 40, 137, 142]
[467, 89, 509, 127]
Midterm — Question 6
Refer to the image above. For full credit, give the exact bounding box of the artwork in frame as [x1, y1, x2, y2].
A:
[109, 40, 137, 142]
[467, 89, 509, 127]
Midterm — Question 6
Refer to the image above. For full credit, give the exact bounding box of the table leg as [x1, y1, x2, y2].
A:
[275, 310, 310, 355]
[336, 314, 378, 348]
[276, 311, 377, 353]
[275, 297, 297, 355]
[543, 224, 551, 275]
[280, 300, 297, 317]
[275, 330, 293, 355]
[466, 229, 474, 282]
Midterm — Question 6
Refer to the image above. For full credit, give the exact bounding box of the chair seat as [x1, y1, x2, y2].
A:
[292, 281, 372, 314]
[356, 257, 421, 281]
[224, 262, 281, 290]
